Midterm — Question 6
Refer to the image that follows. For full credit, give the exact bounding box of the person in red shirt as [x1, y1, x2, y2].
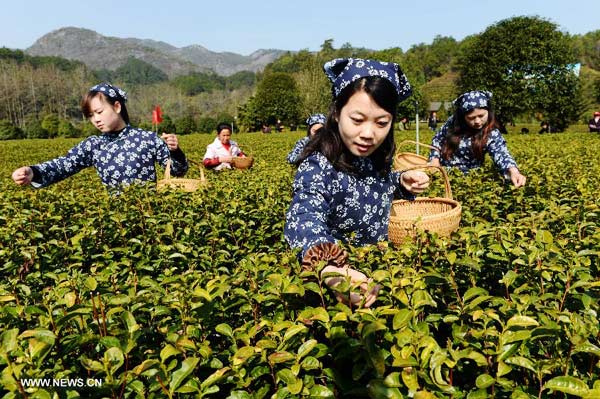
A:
[203, 123, 246, 171]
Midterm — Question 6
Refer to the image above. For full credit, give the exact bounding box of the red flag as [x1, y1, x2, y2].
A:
[152, 105, 163, 124]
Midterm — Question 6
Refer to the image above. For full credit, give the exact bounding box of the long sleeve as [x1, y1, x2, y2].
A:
[30, 137, 96, 188]
[203, 157, 220, 168]
[284, 155, 336, 258]
[155, 136, 188, 177]
[486, 129, 517, 173]
[287, 137, 309, 164]
[203, 144, 216, 161]
[391, 171, 417, 200]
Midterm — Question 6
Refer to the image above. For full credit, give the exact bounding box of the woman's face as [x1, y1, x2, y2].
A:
[218, 129, 232, 144]
[337, 90, 392, 157]
[88, 95, 125, 132]
[464, 108, 489, 130]
[309, 123, 323, 136]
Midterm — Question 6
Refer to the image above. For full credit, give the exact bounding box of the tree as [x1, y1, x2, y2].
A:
[174, 115, 197, 134]
[171, 72, 225, 96]
[24, 117, 49, 139]
[157, 115, 176, 134]
[197, 116, 217, 134]
[456, 16, 582, 130]
[293, 57, 331, 121]
[397, 86, 425, 122]
[245, 72, 302, 127]
[0, 119, 24, 140]
[115, 57, 168, 85]
[58, 119, 80, 138]
[574, 30, 600, 70]
[226, 71, 256, 90]
[41, 114, 60, 138]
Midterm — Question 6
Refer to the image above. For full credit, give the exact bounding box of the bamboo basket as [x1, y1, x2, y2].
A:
[157, 159, 207, 192]
[388, 165, 461, 243]
[231, 156, 254, 169]
[394, 140, 439, 171]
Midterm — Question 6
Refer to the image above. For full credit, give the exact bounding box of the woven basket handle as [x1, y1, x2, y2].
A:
[400, 164, 453, 200]
[188, 159, 207, 182]
[397, 140, 440, 153]
[164, 158, 172, 180]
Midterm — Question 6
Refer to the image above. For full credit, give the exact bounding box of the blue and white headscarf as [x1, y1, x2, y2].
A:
[323, 58, 412, 101]
[89, 82, 128, 103]
[306, 113, 326, 128]
[454, 90, 492, 113]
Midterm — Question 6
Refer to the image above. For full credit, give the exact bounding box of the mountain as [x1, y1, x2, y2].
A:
[25, 27, 287, 77]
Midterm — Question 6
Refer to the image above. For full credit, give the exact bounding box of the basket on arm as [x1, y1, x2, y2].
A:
[388, 165, 461, 244]
[394, 140, 439, 171]
[157, 159, 207, 192]
[231, 156, 254, 169]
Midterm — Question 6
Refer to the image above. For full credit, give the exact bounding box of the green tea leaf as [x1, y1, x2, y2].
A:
[233, 346, 256, 367]
[475, 374, 495, 389]
[506, 315, 539, 328]
[160, 344, 181, 363]
[544, 376, 589, 396]
[169, 357, 200, 393]
[393, 309, 413, 330]
[297, 339, 317, 359]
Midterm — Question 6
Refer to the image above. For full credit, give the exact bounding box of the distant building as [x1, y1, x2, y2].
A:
[428, 101, 453, 112]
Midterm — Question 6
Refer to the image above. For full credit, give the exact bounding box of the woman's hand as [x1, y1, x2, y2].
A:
[218, 155, 233, 163]
[320, 265, 380, 308]
[161, 133, 179, 151]
[429, 157, 441, 167]
[12, 166, 33, 186]
[401, 170, 430, 194]
[508, 167, 526, 188]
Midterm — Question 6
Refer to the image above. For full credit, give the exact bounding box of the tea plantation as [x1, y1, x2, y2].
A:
[0, 130, 598, 398]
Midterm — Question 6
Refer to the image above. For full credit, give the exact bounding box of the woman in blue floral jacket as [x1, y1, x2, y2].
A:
[429, 90, 526, 187]
[11, 83, 188, 192]
[284, 58, 430, 307]
[286, 113, 326, 165]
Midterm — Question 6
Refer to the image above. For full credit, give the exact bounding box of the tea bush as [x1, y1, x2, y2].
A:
[0, 130, 598, 398]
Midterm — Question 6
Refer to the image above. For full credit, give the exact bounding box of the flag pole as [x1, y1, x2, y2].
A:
[415, 100, 420, 155]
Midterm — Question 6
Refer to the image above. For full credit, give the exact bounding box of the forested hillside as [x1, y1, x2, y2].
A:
[1, 23, 599, 139]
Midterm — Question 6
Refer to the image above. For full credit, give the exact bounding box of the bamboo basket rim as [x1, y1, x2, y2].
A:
[157, 159, 207, 192]
[394, 140, 439, 170]
[388, 165, 461, 242]
[231, 156, 254, 169]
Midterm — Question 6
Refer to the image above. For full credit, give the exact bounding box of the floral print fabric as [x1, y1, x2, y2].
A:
[30, 126, 188, 190]
[323, 58, 412, 101]
[306, 114, 326, 127]
[89, 82, 128, 103]
[284, 152, 414, 257]
[287, 137, 310, 164]
[453, 90, 492, 113]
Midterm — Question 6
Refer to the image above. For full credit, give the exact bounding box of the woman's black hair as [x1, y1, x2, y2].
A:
[297, 76, 399, 175]
[306, 122, 325, 137]
[216, 122, 232, 134]
[442, 104, 498, 162]
[81, 91, 130, 125]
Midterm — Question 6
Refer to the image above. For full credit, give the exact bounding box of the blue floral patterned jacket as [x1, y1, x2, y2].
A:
[429, 116, 518, 174]
[286, 137, 310, 165]
[284, 152, 414, 257]
[30, 126, 188, 190]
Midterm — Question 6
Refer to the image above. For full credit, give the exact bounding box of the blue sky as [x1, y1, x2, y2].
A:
[3, 0, 600, 55]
